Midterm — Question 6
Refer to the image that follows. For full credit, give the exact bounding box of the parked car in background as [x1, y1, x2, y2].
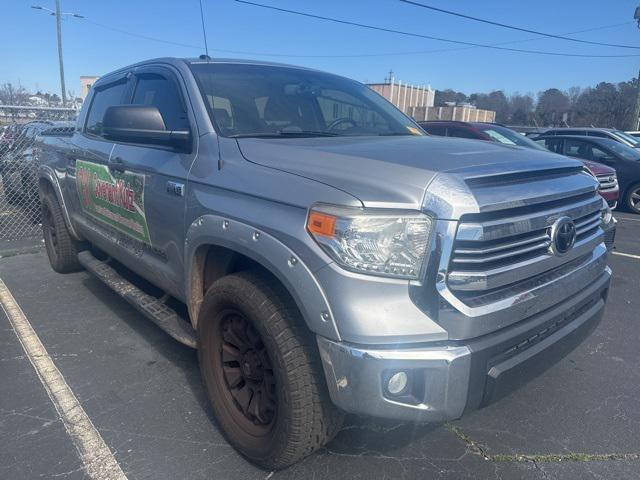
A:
[535, 135, 640, 214]
[579, 160, 619, 209]
[1, 120, 53, 210]
[0, 123, 22, 159]
[534, 127, 640, 150]
[625, 130, 640, 138]
[418, 121, 548, 150]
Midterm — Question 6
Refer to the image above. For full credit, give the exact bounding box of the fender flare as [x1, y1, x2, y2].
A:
[38, 165, 82, 240]
[185, 214, 341, 341]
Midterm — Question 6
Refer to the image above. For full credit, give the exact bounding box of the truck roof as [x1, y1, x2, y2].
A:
[95, 57, 325, 87]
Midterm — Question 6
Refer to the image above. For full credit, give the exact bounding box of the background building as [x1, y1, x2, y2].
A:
[367, 73, 495, 123]
[367, 73, 435, 116]
[421, 103, 496, 122]
[80, 76, 100, 100]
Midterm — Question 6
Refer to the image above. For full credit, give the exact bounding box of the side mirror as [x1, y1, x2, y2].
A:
[102, 105, 191, 150]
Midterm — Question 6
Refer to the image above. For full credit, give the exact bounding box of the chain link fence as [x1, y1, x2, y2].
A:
[1, 106, 77, 246]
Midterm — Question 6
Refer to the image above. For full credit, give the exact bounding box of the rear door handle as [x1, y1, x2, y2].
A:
[108, 156, 126, 172]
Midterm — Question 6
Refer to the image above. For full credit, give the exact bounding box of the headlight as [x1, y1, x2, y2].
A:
[601, 197, 613, 224]
[306, 205, 433, 280]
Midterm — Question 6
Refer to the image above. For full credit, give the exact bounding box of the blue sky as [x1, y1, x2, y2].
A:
[2, 0, 640, 98]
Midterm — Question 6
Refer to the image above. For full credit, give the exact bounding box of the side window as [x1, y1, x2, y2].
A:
[591, 146, 615, 163]
[563, 130, 585, 136]
[448, 127, 478, 139]
[132, 73, 189, 131]
[85, 80, 128, 137]
[543, 138, 563, 153]
[563, 139, 590, 159]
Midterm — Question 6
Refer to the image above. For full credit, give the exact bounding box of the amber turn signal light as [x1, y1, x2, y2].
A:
[307, 211, 337, 238]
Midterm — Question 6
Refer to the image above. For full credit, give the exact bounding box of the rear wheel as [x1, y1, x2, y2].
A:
[198, 271, 343, 470]
[41, 192, 84, 273]
[624, 183, 640, 214]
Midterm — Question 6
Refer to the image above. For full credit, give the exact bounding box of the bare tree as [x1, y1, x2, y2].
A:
[0, 82, 29, 105]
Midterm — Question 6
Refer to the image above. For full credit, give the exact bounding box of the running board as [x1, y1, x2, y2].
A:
[77, 251, 197, 348]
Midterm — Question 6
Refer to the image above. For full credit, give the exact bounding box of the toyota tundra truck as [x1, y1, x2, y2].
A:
[35, 57, 613, 469]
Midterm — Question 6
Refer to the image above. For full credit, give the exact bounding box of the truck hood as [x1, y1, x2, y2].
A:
[237, 135, 586, 210]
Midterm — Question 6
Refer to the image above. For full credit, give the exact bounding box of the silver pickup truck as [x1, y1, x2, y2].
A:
[36, 57, 613, 469]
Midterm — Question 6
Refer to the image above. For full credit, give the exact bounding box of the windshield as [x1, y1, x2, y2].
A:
[611, 130, 640, 146]
[600, 138, 640, 160]
[189, 63, 424, 138]
[477, 124, 547, 151]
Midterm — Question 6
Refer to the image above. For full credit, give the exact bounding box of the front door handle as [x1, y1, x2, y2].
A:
[108, 156, 126, 172]
[167, 181, 185, 197]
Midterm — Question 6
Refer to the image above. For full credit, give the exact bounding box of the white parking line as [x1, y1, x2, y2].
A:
[612, 251, 640, 260]
[0, 279, 128, 480]
[615, 215, 640, 223]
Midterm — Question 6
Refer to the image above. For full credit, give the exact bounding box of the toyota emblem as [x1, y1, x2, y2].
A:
[550, 216, 576, 256]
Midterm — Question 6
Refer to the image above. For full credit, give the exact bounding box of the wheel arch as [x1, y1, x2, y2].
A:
[38, 166, 82, 240]
[185, 214, 340, 341]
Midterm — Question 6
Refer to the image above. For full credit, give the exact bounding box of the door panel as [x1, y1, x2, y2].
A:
[108, 142, 194, 299]
[106, 67, 198, 299]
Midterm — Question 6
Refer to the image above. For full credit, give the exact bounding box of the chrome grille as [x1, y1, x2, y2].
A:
[596, 174, 618, 192]
[448, 193, 604, 292]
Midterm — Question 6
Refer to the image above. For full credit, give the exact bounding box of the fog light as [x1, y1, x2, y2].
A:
[387, 371, 409, 396]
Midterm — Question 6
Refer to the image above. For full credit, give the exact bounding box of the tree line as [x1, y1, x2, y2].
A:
[0, 82, 79, 107]
[434, 76, 638, 130]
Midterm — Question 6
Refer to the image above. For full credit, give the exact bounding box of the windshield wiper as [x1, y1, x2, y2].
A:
[278, 130, 341, 137]
[229, 130, 340, 139]
[377, 132, 416, 136]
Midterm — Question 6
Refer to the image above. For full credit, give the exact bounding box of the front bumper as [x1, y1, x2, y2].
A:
[317, 267, 610, 422]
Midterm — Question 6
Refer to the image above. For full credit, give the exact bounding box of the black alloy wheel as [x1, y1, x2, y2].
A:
[218, 311, 277, 432]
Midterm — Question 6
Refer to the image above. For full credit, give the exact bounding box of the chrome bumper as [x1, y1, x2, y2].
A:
[317, 337, 471, 422]
[317, 267, 611, 422]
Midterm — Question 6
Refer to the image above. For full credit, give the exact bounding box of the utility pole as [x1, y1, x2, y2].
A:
[31, 3, 84, 107]
[54, 0, 66, 106]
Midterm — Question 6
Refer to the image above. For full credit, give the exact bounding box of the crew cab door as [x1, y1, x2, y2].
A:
[105, 66, 198, 299]
[65, 74, 130, 237]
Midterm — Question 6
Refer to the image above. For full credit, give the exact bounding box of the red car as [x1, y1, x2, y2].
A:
[581, 159, 618, 209]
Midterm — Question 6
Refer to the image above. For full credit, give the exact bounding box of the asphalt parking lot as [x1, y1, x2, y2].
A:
[1, 213, 639, 480]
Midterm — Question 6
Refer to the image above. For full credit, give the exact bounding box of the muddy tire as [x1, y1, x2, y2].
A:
[198, 271, 343, 470]
[41, 192, 84, 273]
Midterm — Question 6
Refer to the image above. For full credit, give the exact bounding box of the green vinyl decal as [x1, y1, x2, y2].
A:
[76, 159, 151, 244]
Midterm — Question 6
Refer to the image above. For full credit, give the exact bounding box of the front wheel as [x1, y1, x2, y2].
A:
[624, 183, 640, 214]
[198, 271, 343, 470]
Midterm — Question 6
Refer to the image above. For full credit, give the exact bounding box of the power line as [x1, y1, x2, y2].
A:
[79, 12, 634, 60]
[203, 22, 637, 58]
[234, 0, 640, 58]
[83, 19, 203, 50]
[399, 0, 640, 50]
